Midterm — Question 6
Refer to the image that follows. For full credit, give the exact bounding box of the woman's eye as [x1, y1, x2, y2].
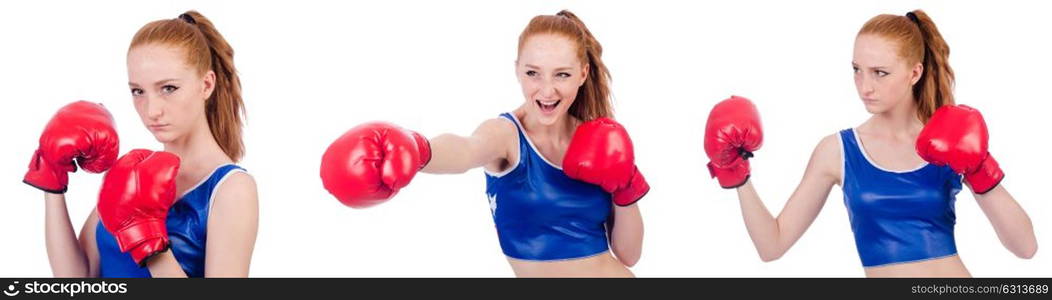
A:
[130, 88, 143, 96]
[852, 67, 860, 73]
[161, 85, 179, 94]
[525, 70, 538, 77]
[556, 72, 571, 78]
[876, 70, 889, 77]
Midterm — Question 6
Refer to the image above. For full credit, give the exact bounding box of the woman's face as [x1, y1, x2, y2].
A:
[852, 34, 922, 115]
[516, 33, 588, 126]
[127, 43, 214, 144]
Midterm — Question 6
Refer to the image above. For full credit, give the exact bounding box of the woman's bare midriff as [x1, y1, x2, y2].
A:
[864, 255, 971, 277]
[507, 252, 634, 277]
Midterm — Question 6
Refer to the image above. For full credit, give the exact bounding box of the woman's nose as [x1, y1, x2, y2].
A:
[145, 95, 164, 120]
[539, 78, 558, 98]
[859, 77, 875, 95]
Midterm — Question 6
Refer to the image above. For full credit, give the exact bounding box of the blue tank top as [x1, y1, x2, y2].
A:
[840, 129, 962, 267]
[485, 113, 612, 261]
[96, 164, 246, 277]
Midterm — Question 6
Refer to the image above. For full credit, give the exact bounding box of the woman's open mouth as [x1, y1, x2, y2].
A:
[536, 99, 561, 113]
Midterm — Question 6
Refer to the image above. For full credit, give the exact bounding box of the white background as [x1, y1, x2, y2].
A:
[1, 0, 1049, 277]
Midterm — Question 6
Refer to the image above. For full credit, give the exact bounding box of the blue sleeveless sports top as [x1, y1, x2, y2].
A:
[96, 164, 246, 277]
[485, 113, 612, 261]
[840, 129, 961, 267]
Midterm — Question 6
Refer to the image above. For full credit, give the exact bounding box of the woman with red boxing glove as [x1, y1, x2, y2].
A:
[703, 10, 1036, 277]
[320, 10, 647, 277]
[34, 11, 258, 278]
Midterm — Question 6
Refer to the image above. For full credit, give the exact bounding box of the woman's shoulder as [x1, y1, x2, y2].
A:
[477, 113, 519, 137]
[204, 157, 255, 201]
[211, 169, 257, 208]
[809, 132, 844, 176]
[216, 166, 255, 192]
[816, 132, 842, 153]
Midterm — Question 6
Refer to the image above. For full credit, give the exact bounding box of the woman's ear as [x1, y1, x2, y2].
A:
[202, 70, 217, 101]
[579, 63, 589, 87]
[910, 62, 924, 86]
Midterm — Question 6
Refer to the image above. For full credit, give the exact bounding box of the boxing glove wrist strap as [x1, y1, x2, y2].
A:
[411, 131, 432, 170]
[708, 159, 751, 189]
[612, 168, 649, 206]
[23, 151, 70, 194]
[965, 154, 1004, 195]
[130, 238, 172, 267]
[112, 220, 169, 253]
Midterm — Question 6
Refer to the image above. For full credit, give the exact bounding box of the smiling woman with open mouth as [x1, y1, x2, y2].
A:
[320, 9, 648, 277]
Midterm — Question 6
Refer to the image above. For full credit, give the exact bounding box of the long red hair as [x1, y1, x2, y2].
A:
[130, 11, 246, 161]
[858, 9, 954, 123]
[518, 10, 613, 121]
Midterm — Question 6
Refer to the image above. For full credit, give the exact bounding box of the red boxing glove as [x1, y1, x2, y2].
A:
[704, 96, 763, 189]
[24, 101, 120, 194]
[916, 105, 1004, 194]
[98, 149, 180, 266]
[563, 118, 650, 206]
[320, 122, 431, 208]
